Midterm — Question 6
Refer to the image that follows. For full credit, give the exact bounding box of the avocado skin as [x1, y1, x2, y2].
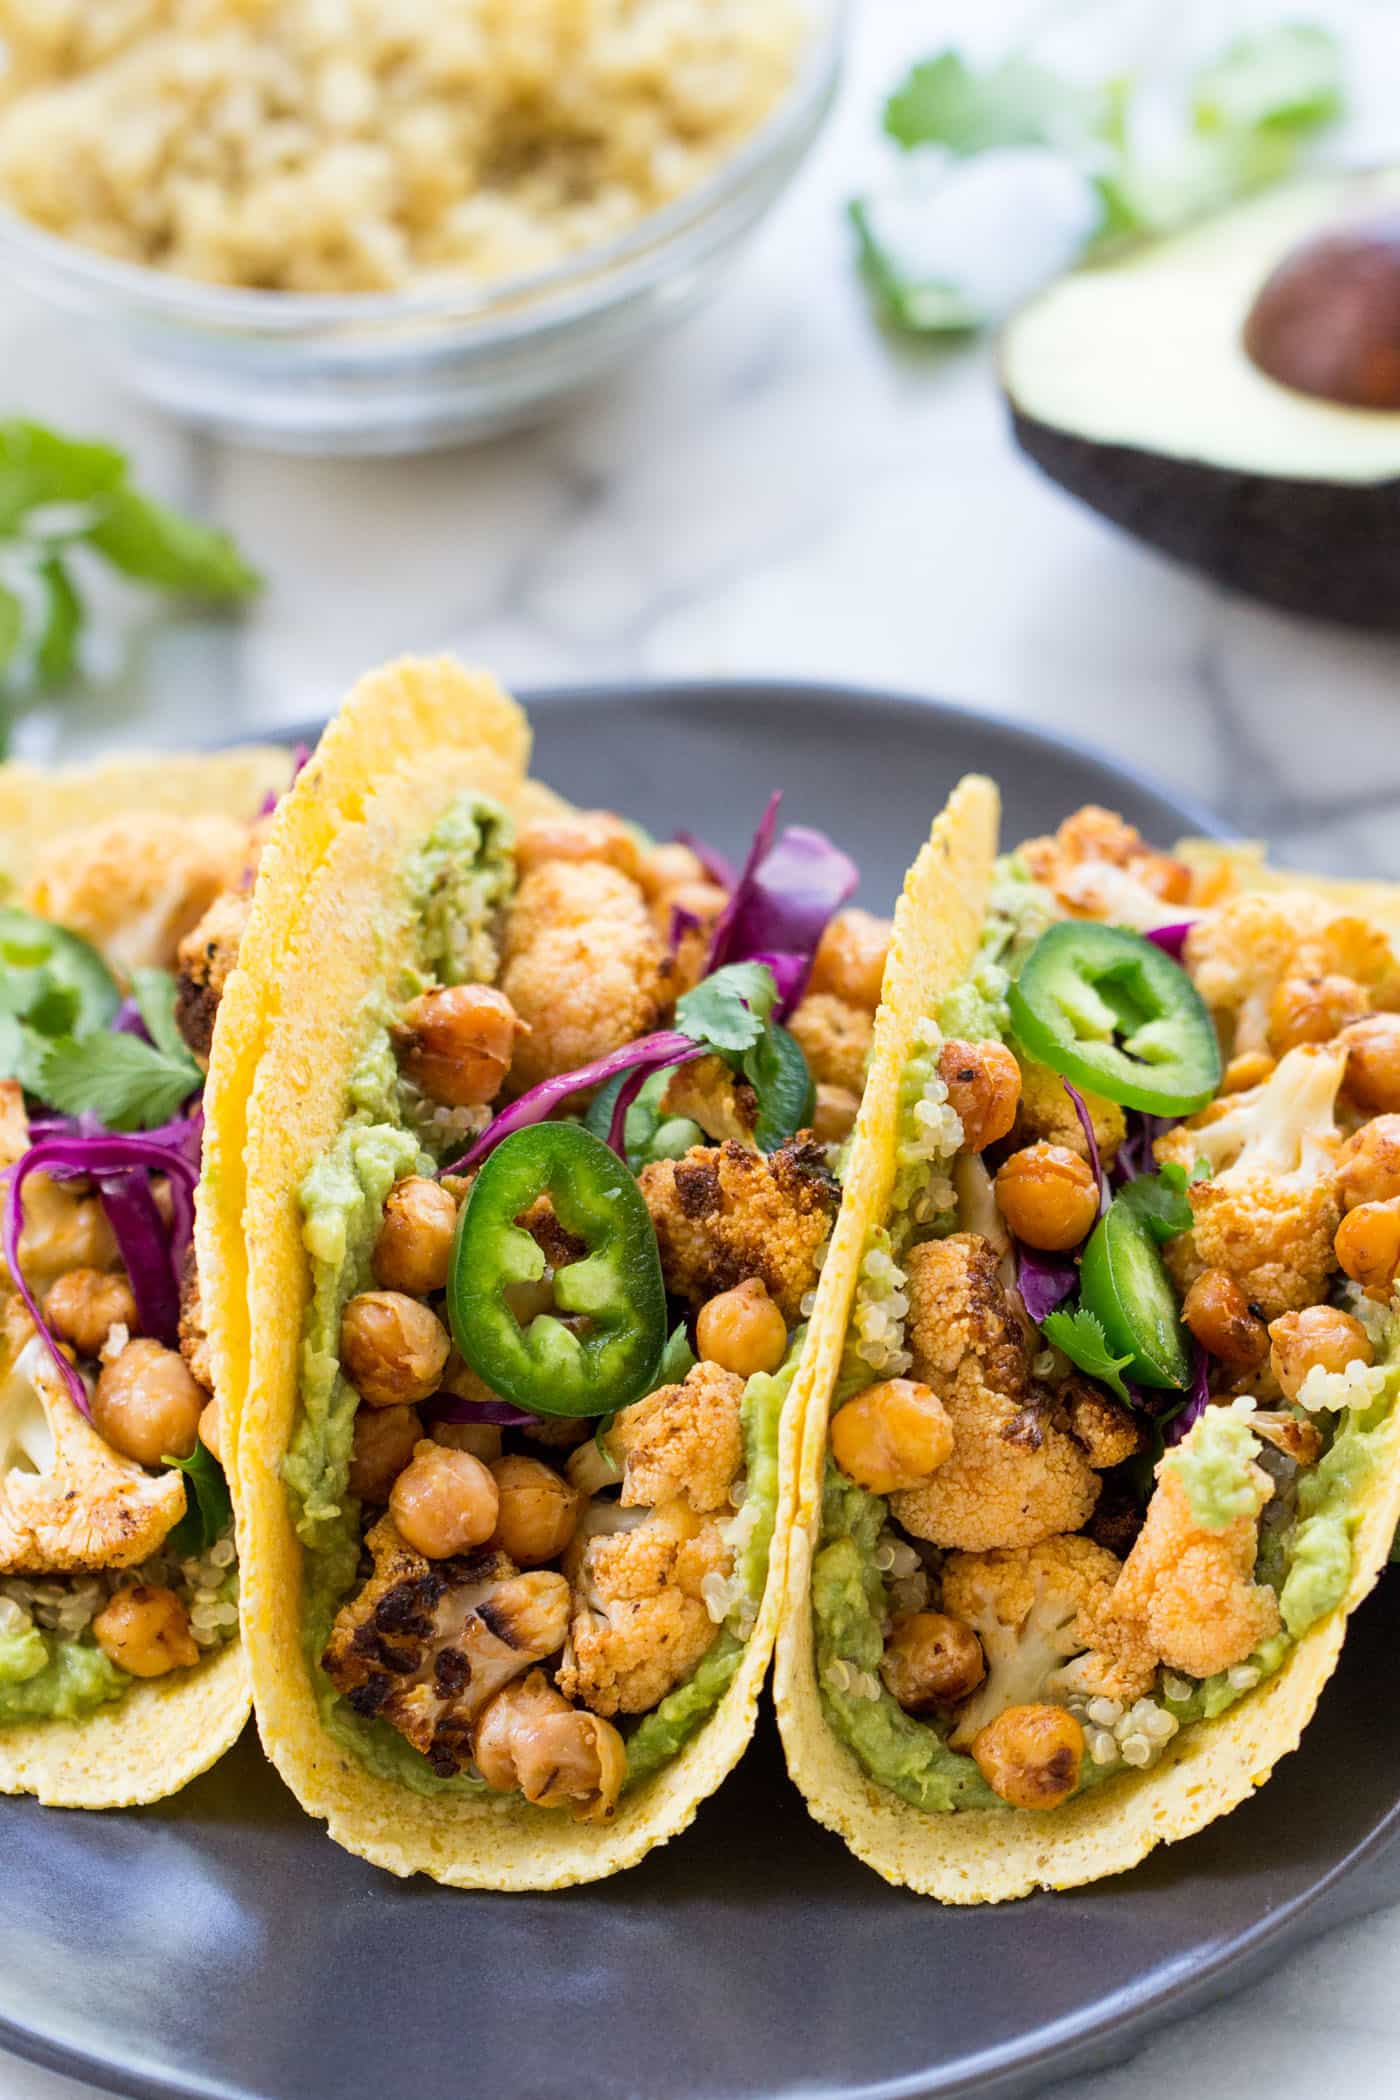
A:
[1009, 406, 1400, 631]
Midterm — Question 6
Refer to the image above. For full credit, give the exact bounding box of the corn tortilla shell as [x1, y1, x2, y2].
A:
[776, 787, 1400, 1901]
[1178, 837, 1400, 943]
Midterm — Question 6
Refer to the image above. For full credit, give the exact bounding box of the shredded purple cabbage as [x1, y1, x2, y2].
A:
[1113, 1109, 1177, 1186]
[675, 831, 736, 893]
[668, 901, 702, 951]
[258, 740, 312, 817]
[1063, 1080, 1108, 1217]
[1016, 1248, 1079, 1324]
[431, 1396, 543, 1429]
[441, 1031, 701, 1177]
[111, 999, 151, 1043]
[705, 794, 858, 1016]
[1164, 1343, 1213, 1444]
[1145, 921, 1193, 960]
[606, 1041, 702, 1154]
[98, 1171, 181, 1347]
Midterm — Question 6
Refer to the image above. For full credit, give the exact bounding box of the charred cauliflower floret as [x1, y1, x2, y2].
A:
[1155, 1042, 1346, 1318]
[1019, 805, 1193, 928]
[321, 1516, 571, 1777]
[640, 1136, 836, 1323]
[661, 1055, 759, 1148]
[174, 886, 250, 1065]
[942, 1535, 1157, 1747]
[0, 1338, 186, 1573]
[1013, 1055, 1125, 1170]
[500, 858, 672, 1093]
[1109, 1410, 1280, 1681]
[557, 1499, 728, 1717]
[889, 1235, 1100, 1551]
[787, 992, 873, 1098]
[1185, 891, 1400, 1063]
[608, 1360, 745, 1514]
[1057, 1377, 1146, 1467]
[23, 812, 251, 975]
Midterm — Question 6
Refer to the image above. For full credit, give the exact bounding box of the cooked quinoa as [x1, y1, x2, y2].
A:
[0, 1526, 239, 1661]
[0, 0, 803, 294]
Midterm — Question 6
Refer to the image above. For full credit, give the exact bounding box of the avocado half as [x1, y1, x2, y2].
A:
[1001, 169, 1400, 630]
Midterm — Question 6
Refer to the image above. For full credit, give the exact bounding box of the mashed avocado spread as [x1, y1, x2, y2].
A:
[0, 1627, 125, 1723]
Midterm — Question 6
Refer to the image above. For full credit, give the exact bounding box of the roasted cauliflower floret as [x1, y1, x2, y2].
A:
[1185, 891, 1400, 1063]
[640, 1136, 836, 1322]
[557, 1500, 728, 1717]
[661, 1055, 759, 1148]
[1057, 1377, 1146, 1468]
[889, 1234, 1100, 1551]
[0, 1339, 186, 1573]
[500, 858, 672, 1093]
[1019, 805, 1193, 927]
[787, 992, 873, 1097]
[23, 812, 250, 974]
[1155, 1042, 1346, 1318]
[1013, 1056, 1125, 1170]
[174, 885, 250, 1065]
[608, 1360, 745, 1514]
[1109, 1410, 1280, 1681]
[320, 1516, 571, 1777]
[942, 1535, 1157, 1747]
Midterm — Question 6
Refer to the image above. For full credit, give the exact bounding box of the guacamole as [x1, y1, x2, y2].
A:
[0, 1628, 125, 1724]
[1164, 1407, 1266, 1531]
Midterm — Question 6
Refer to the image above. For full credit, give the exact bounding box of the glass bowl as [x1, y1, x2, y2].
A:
[0, 1, 844, 456]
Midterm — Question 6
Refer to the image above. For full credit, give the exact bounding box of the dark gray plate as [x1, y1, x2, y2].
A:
[4, 683, 1396, 2100]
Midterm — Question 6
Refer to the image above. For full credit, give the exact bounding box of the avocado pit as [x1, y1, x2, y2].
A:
[1244, 215, 1400, 410]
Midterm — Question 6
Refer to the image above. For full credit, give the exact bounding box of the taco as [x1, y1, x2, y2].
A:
[0, 739, 293, 1808]
[233, 655, 887, 1886]
[776, 788, 1400, 1901]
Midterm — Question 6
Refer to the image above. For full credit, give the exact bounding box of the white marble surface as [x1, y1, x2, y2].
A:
[3, 2, 1399, 2097]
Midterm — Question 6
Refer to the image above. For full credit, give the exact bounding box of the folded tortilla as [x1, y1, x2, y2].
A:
[232, 658, 815, 1887]
[0, 742, 290, 1809]
[775, 786, 1400, 1902]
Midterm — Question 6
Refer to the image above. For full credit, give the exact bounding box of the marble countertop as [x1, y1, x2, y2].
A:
[3, 2, 1398, 2097]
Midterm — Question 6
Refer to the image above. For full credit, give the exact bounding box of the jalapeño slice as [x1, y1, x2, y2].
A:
[1008, 921, 1220, 1116]
[448, 1121, 666, 1418]
[1078, 1197, 1191, 1392]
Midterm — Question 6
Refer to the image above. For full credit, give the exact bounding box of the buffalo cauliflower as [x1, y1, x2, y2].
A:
[1109, 1410, 1280, 1680]
[1185, 892, 1400, 1063]
[640, 1136, 836, 1322]
[608, 1360, 745, 1514]
[787, 992, 872, 1097]
[888, 1234, 1100, 1551]
[1014, 1055, 1125, 1170]
[1155, 1042, 1346, 1318]
[23, 812, 251, 974]
[557, 1499, 728, 1716]
[1019, 805, 1194, 928]
[941, 1534, 1157, 1746]
[500, 857, 672, 1092]
[661, 1055, 759, 1148]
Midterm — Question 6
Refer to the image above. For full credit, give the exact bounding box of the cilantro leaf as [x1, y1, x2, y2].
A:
[1041, 1306, 1135, 1405]
[0, 422, 126, 536]
[0, 584, 21, 671]
[84, 485, 261, 598]
[1191, 24, 1343, 138]
[131, 967, 190, 1061]
[34, 558, 82, 687]
[676, 962, 778, 1055]
[657, 1320, 698, 1387]
[1118, 1164, 1195, 1243]
[742, 1020, 816, 1153]
[164, 1441, 232, 1557]
[37, 1031, 200, 1132]
[884, 51, 1107, 158]
[849, 198, 982, 335]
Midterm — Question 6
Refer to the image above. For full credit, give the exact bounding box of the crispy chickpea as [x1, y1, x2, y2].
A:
[1268, 1304, 1374, 1402]
[812, 1083, 860, 1146]
[93, 1585, 198, 1677]
[340, 1290, 449, 1409]
[971, 1703, 1084, 1811]
[938, 1039, 1022, 1155]
[1268, 973, 1370, 1055]
[515, 812, 641, 880]
[830, 1379, 953, 1495]
[198, 1398, 222, 1465]
[489, 1454, 580, 1565]
[373, 1176, 458, 1295]
[431, 1419, 504, 1462]
[1334, 1201, 1400, 1296]
[91, 1338, 206, 1467]
[1341, 1014, 1400, 1114]
[473, 1669, 627, 1821]
[1337, 1116, 1400, 1211]
[809, 908, 891, 1012]
[348, 1403, 423, 1502]
[638, 841, 706, 901]
[43, 1268, 138, 1362]
[389, 1440, 500, 1558]
[880, 1612, 985, 1714]
[1181, 1270, 1269, 1371]
[394, 984, 522, 1109]
[696, 1278, 788, 1380]
[994, 1143, 1098, 1252]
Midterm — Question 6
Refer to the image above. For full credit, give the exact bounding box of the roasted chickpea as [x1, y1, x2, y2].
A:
[1341, 1014, 1400, 1114]
[340, 1290, 450, 1408]
[389, 1440, 500, 1558]
[348, 1403, 423, 1502]
[489, 1454, 579, 1565]
[1181, 1270, 1269, 1371]
[43, 1268, 138, 1361]
[373, 1176, 458, 1294]
[1268, 1304, 1374, 1402]
[994, 1143, 1098, 1252]
[1334, 1201, 1400, 1296]
[93, 1585, 198, 1677]
[198, 1398, 223, 1465]
[91, 1338, 206, 1467]
[431, 1419, 504, 1462]
[880, 1612, 985, 1713]
[696, 1277, 788, 1379]
[830, 1379, 953, 1495]
[1137, 853, 1193, 905]
[971, 1704, 1084, 1810]
[1337, 1116, 1400, 1211]
[1268, 972, 1370, 1055]
[638, 841, 706, 901]
[473, 1669, 627, 1821]
[812, 1083, 860, 1146]
[394, 984, 522, 1109]
[809, 909, 891, 1012]
[938, 1039, 1022, 1154]
[515, 812, 641, 880]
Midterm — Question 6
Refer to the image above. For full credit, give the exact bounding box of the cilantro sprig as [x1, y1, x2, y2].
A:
[1, 951, 202, 1132]
[164, 1440, 232, 1557]
[1041, 1305, 1135, 1405]
[676, 963, 814, 1152]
